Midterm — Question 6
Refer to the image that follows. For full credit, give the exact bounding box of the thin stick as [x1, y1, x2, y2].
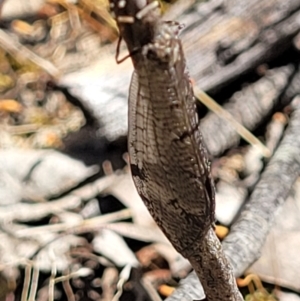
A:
[21, 263, 32, 301]
[194, 87, 271, 158]
[48, 259, 57, 301]
[62, 278, 75, 301]
[141, 278, 163, 301]
[15, 208, 132, 237]
[0, 29, 61, 79]
[28, 264, 40, 301]
[112, 264, 132, 301]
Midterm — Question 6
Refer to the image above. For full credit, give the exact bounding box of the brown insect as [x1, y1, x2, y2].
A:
[110, 0, 215, 258]
[110, 2, 246, 300]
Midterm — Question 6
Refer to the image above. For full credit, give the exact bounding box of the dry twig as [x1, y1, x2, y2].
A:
[167, 96, 300, 301]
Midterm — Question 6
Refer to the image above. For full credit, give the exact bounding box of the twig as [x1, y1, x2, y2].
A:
[28, 264, 40, 301]
[0, 29, 61, 79]
[101, 267, 119, 301]
[194, 87, 271, 157]
[141, 277, 163, 301]
[166, 96, 300, 301]
[236, 274, 265, 293]
[1, 124, 41, 135]
[222, 95, 300, 275]
[15, 208, 132, 237]
[21, 262, 32, 301]
[200, 65, 293, 157]
[112, 264, 132, 301]
[0, 169, 124, 223]
[62, 277, 75, 301]
[265, 112, 287, 154]
[48, 261, 57, 301]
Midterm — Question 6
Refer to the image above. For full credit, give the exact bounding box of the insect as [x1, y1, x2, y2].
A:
[110, 0, 215, 257]
[110, 1, 244, 300]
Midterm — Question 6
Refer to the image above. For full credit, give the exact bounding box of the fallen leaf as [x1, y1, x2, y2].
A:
[0, 99, 22, 113]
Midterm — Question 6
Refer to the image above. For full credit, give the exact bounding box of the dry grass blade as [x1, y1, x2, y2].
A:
[141, 278, 163, 301]
[194, 87, 271, 158]
[48, 261, 57, 301]
[0, 29, 61, 78]
[112, 264, 132, 301]
[15, 208, 132, 237]
[48, 0, 119, 40]
[27, 264, 39, 301]
[3, 124, 41, 135]
[61, 277, 75, 301]
[79, 0, 119, 33]
[21, 263, 32, 301]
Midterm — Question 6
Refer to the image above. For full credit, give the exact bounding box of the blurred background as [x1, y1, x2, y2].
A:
[1, 0, 300, 300]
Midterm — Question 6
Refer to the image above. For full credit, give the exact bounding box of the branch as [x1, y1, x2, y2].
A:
[167, 96, 300, 300]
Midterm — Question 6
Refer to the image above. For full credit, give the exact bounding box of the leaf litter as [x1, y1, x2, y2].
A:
[0, 0, 300, 301]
